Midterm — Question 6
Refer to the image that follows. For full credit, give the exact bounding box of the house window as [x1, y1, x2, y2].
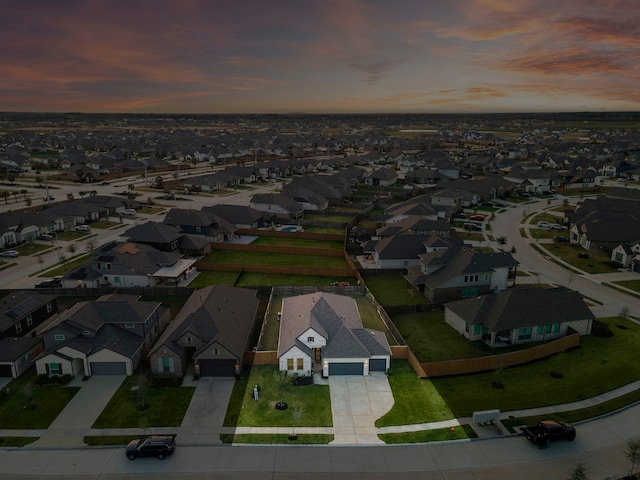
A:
[114, 276, 121, 284]
[125, 323, 135, 329]
[615, 252, 623, 263]
[162, 358, 171, 373]
[287, 358, 294, 370]
[49, 363, 62, 375]
[46, 302, 52, 313]
[473, 324, 482, 335]
[54, 334, 65, 341]
[26, 315, 33, 326]
[465, 323, 470, 333]
[544, 324, 552, 334]
[214, 348, 219, 355]
[186, 336, 193, 344]
[307, 336, 314, 343]
[553, 323, 561, 333]
[296, 358, 304, 370]
[15, 322, 22, 334]
[518, 327, 532, 340]
[195, 226, 201, 232]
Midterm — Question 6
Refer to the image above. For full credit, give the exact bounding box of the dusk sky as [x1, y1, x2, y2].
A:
[2, 0, 640, 114]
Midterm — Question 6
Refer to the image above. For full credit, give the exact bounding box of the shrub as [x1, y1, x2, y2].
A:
[591, 320, 614, 338]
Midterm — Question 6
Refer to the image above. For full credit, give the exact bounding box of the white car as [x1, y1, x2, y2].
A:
[550, 223, 564, 230]
[537, 221, 550, 229]
[121, 209, 136, 215]
[0, 250, 19, 258]
[75, 225, 91, 232]
[127, 177, 137, 182]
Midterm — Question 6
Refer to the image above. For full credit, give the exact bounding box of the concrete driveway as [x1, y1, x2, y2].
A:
[29, 375, 125, 447]
[177, 377, 235, 444]
[329, 373, 394, 444]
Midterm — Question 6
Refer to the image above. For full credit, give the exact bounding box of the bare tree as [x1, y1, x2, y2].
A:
[626, 439, 640, 478]
[565, 462, 589, 480]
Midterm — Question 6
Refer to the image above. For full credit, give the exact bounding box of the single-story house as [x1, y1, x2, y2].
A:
[277, 292, 391, 377]
[444, 286, 594, 347]
[149, 285, 259, 379]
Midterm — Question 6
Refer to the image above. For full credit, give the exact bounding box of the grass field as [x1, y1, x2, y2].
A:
[205, 250, 349, 268]
[543, 243, 619, 274]
[251, 236, 344, 249]
[363, 275, 429, 306]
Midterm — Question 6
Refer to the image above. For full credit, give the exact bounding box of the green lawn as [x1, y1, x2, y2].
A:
[92, 367, 194, 428]
[224, 365, 332, 427]
[251, 236, 344, 250]
[37, 253, 92, 277]
[391, 311, 536, 362]
[205, 250, 349, 268]
[376, 360, 456, 427]
[379, 424, 476, 444]
[613, 279, 640, 294]
[363, 275, 429, 306]
[221, 433, 334, 444]
[0, 369, 79, 429]
[430, 317, 640, 417]
[543, 243, 619, 274]
[188, 271, 241, 287]
[235, 272, 354, 287]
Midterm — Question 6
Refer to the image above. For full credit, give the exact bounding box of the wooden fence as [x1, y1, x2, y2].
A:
[211, 242, 343, 257]
[194, 262, 354, 277]
[420, 332, 581, 377]
[235, 228, 344, 242]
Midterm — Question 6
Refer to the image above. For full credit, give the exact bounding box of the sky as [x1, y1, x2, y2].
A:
[2, 0, 640, 114]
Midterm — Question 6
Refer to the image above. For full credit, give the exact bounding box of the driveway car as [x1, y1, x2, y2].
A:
[75, 225, 91, 232]
[537, 221, 550, 229]
[121, 209, 136, 215]
[463, 223, 482, 231]
[0, 250, 19, 258]
[126, 435, 176, 460]
[128, 177, 137, 182]
[550, 223, 564, 230]
[38, 234, 54, 241]
[42, 195, 55, 201]
[554, 236, 569, 243]
[453, 212, 467, 219]
[469, 215, 485, 221]
[98, 181, 110, 186]
[35, 277, 63, 288]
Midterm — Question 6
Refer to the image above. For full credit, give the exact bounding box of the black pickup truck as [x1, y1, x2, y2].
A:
[520, 420, 576, 448]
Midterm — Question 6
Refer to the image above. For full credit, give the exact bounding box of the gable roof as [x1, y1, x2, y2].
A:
[445, 286, 594, 330]
[150, 285, 259, 359]
[123, 221, 183, 244]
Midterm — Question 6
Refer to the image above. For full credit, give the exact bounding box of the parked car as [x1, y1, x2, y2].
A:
[554, 236, 569, 243]
[38, 234, 54, 241]
[537, 221, 550, 229]
[520, 420, 575, 448]
[493, 201, 506, 207]
[42, 195, 55, 201]
[121, 209, 136, 215]
[98, 181, 110, 186]
[0, 250, 19, 258]
[550, 223, 564, 230]
[469, 215, 485, 221]
[463, 223, 482, 231]
[75, 225, 91, 232]
[127, 176, 138, 182]
[125, 435, 176, 460]
[453, 212, 467, 219]
[35, 277, 63, 288]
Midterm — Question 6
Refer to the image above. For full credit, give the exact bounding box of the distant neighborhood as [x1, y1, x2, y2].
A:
[0, 112, 638, 384]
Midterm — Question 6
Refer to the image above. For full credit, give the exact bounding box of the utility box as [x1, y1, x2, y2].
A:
[472, 409, 500, 425]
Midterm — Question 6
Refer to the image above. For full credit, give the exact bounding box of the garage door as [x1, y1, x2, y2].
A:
[328, 362, 364, 376]
[0, 364, 13, 377]
[90, 362, 127, 375]
[198, 359, 237, 377]
[369, 358, 387, 372]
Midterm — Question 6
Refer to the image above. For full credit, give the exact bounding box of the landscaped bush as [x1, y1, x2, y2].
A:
[592, 319, 614, 337]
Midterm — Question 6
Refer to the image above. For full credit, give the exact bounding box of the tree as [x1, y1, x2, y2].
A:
[66, 243, 76, 256]
[0, 191, 9, 204]
[565, 462, 589, 480]
[289, 406, 304, 441]
[35, 176, 43, 187]
[25, 197, 32, 207]
[497, 236, 508, 245]
[37, 254, 44, 271]
[620, 306, 631, 320]
[155, 176, 164, 189]
[6, 173, 16, 184]
[20, 189, 28, 201]
[75, 169, 85, 181]
[626, 439, 640, 478]
[85, 237, 98, 255]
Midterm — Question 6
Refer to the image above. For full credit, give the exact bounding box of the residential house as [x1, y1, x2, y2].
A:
[250, 193, 304, 220]
[0, 336, 44, 378]
[149, 285, 259, 379]
[277, 292, 390, 377]
[611, 241, 640, 272]
[35, 295, 170, 377]
[64, 241, 198, 288]
[364, 167, 398, 187]
[163, 208, 235, 242]
[404, 246, 518, 303]
[202, 204, 266, 229]
[122, 221, 210, 256]
[0, 291, 58, 338]
[444, 286, 594, 347]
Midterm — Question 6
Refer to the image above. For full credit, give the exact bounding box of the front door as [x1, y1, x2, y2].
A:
[314, 348, 321, 362]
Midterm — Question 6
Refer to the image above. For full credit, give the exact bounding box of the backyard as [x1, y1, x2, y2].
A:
[204, 249, 349, 269]
[363, 275, 429, 306]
